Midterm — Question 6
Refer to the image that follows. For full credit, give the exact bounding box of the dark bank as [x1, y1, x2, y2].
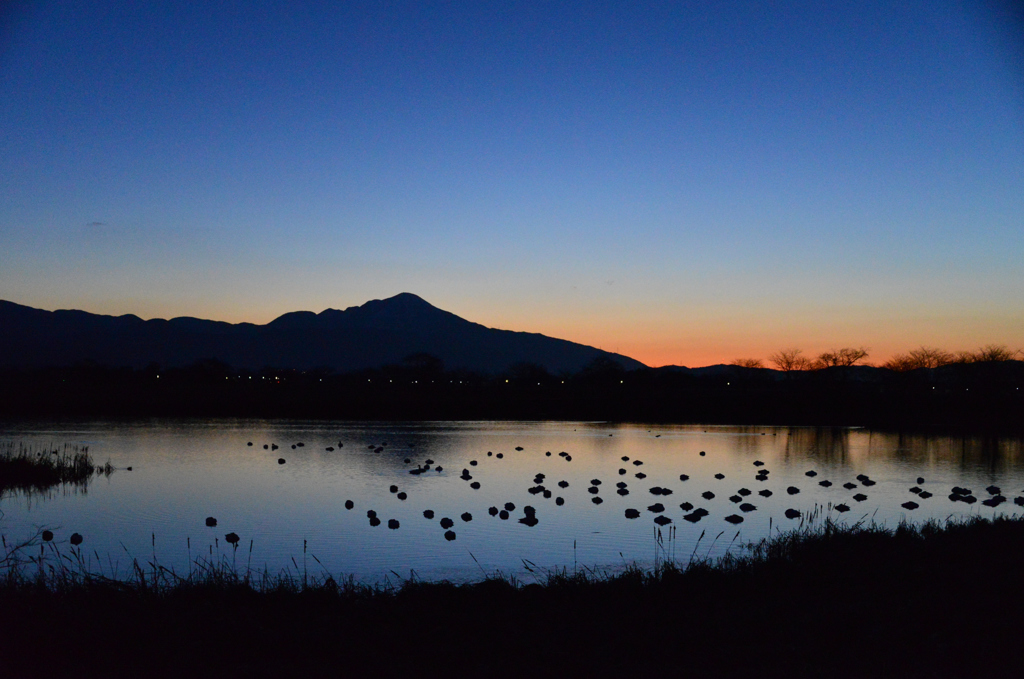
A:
[2, 515, 1022, 678]
[3, 358, 1022, 431]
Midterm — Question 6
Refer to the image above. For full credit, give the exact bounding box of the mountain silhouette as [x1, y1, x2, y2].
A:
[0, 293, 645, 374]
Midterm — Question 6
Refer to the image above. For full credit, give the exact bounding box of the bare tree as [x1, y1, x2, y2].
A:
[731, 358, 764, 369]
[882, 354, 913, 371]
[953, 349, 978, 364]
[883, 345, 1020, 371]
[813, 347, 869, 369]
[886, 346, 955, 370]
[907, 346, 954, 368]
[941, 345, 1021, 364]
[966, 344, 1020, 362]
[882, 350, 935, 371]
[768, 348, 811, 372]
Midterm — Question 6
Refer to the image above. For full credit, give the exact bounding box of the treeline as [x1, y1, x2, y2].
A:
[732, 344, 1021, 372]
[2, 354, 1022, 430]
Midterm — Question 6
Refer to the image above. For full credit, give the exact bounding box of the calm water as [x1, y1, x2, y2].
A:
[2, 420, 1022, 584]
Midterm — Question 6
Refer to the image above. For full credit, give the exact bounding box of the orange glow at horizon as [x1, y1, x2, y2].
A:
[487, 310, 1024, 369]
[13, 293, 1021, 371]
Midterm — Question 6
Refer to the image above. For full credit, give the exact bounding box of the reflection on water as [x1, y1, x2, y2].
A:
[0, 421, 1021, 584]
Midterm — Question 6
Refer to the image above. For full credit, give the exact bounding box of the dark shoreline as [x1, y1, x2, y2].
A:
[2, 360, 1022, 432]
[3, 515, 1023, 677]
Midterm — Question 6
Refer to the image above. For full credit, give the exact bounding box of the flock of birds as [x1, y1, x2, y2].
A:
[223, 437, 1024, 545]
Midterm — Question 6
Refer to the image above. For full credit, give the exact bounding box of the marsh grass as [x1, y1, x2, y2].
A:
[0, 441, 113, 498]
[0, 526, 386, 601]
[2, 512, 1015, 597]
[3, 514, 1024, 676]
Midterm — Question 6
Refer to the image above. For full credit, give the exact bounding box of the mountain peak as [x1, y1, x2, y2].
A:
[329, 292, 456, 325]
[352, 292, 437, 313]
[386, 292, 430, 305]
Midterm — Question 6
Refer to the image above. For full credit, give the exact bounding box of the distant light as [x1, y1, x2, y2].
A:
[505, 379, 509, 383]
[620, 380, 624, 384]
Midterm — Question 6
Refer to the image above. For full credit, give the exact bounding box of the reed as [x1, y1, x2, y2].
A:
[0, 441, 114, 498]
[2, 513, 1017, 596]
[3, 514, 1024, 676]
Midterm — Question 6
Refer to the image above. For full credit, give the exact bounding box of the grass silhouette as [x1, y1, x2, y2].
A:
[2, 514, 1023, 676]
[0, 441, 113, 498]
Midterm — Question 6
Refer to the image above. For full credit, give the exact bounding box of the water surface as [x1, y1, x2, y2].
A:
[2, 420, 1022, 583]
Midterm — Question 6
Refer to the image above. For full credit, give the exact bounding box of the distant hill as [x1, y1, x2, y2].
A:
[0, 293, 646, 374]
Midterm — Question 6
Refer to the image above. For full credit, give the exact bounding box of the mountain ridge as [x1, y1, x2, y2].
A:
[0, 293, 646, 374]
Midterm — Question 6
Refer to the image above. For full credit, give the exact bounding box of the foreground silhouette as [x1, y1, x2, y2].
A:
[2, 516, 1023, 677]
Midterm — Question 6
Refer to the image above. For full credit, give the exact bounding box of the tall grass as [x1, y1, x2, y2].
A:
[0, 526, 386, 600]
[4, 512, 1016, 599]
[4, 514, 1024, 677]
[0, 441, 113, 498]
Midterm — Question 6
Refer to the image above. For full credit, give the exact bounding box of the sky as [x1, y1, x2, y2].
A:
[1, 1, 1022, 367]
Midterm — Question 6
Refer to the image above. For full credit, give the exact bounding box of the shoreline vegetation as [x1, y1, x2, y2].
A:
[738, 343, 1020, 371]
[1, 350, 1021, 431]
[2, 514, 1023, 676]
[0, 442, 113, 499]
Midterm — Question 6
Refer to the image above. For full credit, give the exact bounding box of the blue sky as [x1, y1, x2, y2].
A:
[1, 1, 1021, 366]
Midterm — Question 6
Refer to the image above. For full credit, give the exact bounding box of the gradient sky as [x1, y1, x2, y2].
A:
[2, 1, 1022, 367]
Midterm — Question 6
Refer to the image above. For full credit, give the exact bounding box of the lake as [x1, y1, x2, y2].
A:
[2, 420, 1022, 584]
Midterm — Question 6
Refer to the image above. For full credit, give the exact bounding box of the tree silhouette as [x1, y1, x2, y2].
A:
[964, 344, 1019, 363]
[882, 345, 1020, 371]
[768, 349, 811, 372]
[882, 347, 954, 371]
[813, 347, 869, 368]
[731, 358, 764, 369]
